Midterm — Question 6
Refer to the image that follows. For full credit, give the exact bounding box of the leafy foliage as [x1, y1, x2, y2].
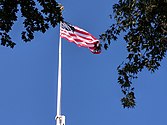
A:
[0, 0, 63, 48]
[100, 0, 167, 108]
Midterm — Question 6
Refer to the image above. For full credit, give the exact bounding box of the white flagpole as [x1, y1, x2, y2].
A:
[55, 22, 65, 125]
[57, 22, 62, 117]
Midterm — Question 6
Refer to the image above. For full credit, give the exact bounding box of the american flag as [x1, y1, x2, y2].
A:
[60, 22, 101, 54]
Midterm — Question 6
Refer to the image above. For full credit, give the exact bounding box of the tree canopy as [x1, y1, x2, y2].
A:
[0, 0, 63, 48]
[100, 0, 167, 108]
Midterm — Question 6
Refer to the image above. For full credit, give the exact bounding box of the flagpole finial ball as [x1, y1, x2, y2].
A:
[58, 4, 64, 11]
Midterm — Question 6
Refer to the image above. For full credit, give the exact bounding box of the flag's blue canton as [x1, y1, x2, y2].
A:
[61, 23, 75, 32]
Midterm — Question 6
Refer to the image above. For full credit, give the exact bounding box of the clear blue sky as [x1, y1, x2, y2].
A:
[0, 0, 167, 125]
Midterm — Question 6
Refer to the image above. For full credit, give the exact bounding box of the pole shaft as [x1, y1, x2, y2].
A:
[57, 22, 62, 117]
[56, 22, 66, 125]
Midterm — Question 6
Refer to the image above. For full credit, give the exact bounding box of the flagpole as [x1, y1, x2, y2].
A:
[56, 22, 65, 125]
